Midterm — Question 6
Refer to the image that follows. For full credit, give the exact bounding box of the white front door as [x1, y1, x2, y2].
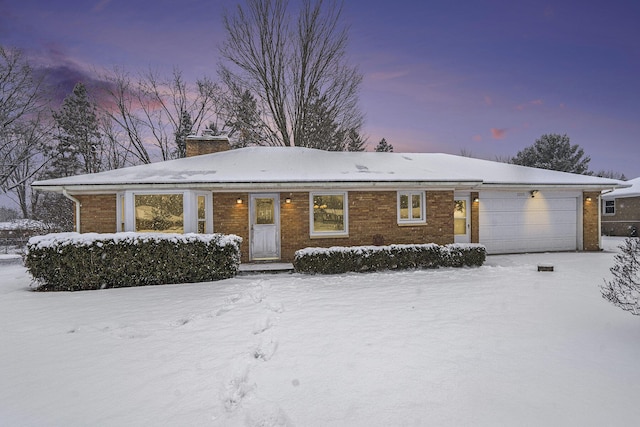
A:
[454, 195, 471, 243]
[250, 193, 280, 260]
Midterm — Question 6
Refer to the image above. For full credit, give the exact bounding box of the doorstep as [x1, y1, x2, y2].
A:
[238, 262, 294, 275]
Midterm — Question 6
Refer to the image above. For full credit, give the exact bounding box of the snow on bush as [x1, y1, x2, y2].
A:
[293, 243, 486, 274]
[25, 232, 242, 291]
[601, 237, 640, 315]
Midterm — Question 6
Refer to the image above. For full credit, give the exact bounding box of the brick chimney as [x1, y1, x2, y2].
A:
[185, 130, 231, 157]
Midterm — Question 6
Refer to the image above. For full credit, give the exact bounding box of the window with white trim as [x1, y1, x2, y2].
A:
[397, 191, 425, 224]
[117, 194, 125, 232]
[310, 192, 348, 236]
[119, 190, 212, 234]
[134, 193, 184, 233]
[604, 200, 615, 215]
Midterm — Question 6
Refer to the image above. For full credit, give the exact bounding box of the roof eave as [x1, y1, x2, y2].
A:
[32, 180, 484, 193]
[479, 182, 624, 191]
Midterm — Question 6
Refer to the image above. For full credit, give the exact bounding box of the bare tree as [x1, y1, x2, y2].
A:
[100, 67, 151, 164]
[1, 117, 52, 218]
[99, 114, 131, 170]
[0, 46, 49, 189]
[601, 238, 640, 316]
[220, 0, 363, 149]
[100, 67, 223, 163]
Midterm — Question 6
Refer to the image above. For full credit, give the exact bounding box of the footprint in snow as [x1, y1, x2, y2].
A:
[265, 301, 285, 313]
[253, 338, 278, 362]
[244, 401, 293, 427]
[221, 366, 254, 412]
[252, 316, 272, 335]
[216, 293, 244, 316]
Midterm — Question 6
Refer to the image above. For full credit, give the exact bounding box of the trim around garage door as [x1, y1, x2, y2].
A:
[478, 190, 582, 254]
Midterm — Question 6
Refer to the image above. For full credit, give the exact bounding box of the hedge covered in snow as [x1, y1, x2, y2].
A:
[25, 232, 242, 291]
[293, 243, 486, 274]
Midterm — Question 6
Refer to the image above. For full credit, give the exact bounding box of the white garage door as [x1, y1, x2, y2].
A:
[479, 191, 580, 254]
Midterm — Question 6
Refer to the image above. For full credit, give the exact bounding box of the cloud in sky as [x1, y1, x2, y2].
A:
[515, 99, 544, 111]
[491, 128, 507, 140]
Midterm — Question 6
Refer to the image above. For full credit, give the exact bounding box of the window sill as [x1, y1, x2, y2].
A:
[397, 222, 428, 227]
[310, 234, 349, 239]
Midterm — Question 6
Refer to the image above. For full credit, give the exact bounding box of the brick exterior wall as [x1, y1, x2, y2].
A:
[76, 194, 117, 233]
[212, 193, 250, 260]
[471, 192, 479, 243]
[72, 189, 605, 262]
[583, 191, 601, 251]
[185, 136, 230, 157]
[601, 196, 640, 236]
[212, 190, 455, 263]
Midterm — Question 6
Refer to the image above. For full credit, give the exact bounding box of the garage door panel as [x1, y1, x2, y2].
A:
[479, 191, 579, 254]
[485, 212, 576, 226]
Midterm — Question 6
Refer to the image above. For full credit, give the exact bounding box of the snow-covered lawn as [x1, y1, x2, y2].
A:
[1, 238, 639, 426]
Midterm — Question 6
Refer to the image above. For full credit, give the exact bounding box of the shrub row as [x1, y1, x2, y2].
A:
[25, 232, 242, 291]
[293, 243, 486, 274]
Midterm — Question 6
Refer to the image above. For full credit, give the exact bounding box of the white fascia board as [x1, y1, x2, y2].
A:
[33, 180, 484, 194]
[478, 183, 625, 192]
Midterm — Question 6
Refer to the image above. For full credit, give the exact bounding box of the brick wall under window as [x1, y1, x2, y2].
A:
[76, 194, 117, 233]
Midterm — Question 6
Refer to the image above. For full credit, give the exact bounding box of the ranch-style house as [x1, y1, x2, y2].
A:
[32, 132, 625, 263]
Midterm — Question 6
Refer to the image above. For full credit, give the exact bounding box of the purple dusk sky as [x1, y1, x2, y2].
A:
[2, 0, 640, 178]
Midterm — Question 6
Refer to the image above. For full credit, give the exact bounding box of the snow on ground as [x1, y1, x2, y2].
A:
[1, 237, 639, 426]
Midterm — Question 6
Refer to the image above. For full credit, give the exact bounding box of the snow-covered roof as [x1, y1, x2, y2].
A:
[602, 177, 640, 199]
[32, 147, 625, 192]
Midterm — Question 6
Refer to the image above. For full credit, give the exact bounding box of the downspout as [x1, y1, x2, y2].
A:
[62, 188, 81, 233]
[598, 194, 602, 250]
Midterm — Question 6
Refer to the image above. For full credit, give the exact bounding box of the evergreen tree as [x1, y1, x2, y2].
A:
[593, 170, 627, 180]
[51, 82, 102, 175]
[226, 90, 267, 148]
[345, 129, 366, 152]
[375, 138, 393, 152]
[512, 134, 590, 174]
[37, 82, 101, 231]
[174, 110, 193, 158]
[299, 89, 346, 151]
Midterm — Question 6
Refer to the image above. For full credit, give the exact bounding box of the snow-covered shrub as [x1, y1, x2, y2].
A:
[25, 232, 242, 291]
[440, 244, 486, 267]
[601, 237, 640, 315]
[293, 243, 486, 274]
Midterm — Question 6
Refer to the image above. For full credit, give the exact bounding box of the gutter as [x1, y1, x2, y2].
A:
[62, 188, 81, 233]
[32, 180, 485, 193]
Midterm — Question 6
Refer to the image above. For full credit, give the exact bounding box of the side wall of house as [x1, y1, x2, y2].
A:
[583, 191, 601, 251]
[72, 189, 603, 260]
[601, 196, 640, 236]
[76, 194, 117, 233]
